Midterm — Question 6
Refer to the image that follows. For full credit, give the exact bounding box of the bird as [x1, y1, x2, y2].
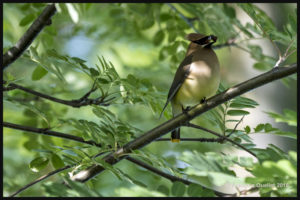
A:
[160, 33, 220, 142]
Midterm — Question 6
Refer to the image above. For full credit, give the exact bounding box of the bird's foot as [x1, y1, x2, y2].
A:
[200, 97, 206, 104]
[182, 106, 191, 114]
[182, 106, 192, 120]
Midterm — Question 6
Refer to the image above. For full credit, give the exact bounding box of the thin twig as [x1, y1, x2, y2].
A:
[3, 82, 114, 108]
[156, 137, 223, 142]
[256, 20, 281, 59]
[285, 49, 296, 59]
[3, 4, 57, 69]
[283, 36, 295, 58]
[126, 156, 230, 197]
[165, 3, 255, 55]
[166, 3, 199, 33]
[184, 122, 257, 158]
[274, 37, 296, 68]
[226, 115, 245, 138]
[3, 122, 101, 147]
[9, 165, 73, 197]
[233, 44, 252, 54]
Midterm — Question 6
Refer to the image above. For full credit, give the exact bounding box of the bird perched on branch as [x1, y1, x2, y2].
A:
[160, 33, 220, 142]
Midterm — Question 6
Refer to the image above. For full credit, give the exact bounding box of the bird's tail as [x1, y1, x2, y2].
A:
[159, 100, 169, 119]
[171, 128, 180, 143]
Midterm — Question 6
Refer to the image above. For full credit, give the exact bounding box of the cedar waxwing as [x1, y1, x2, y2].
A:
[160, 33, 220, 142]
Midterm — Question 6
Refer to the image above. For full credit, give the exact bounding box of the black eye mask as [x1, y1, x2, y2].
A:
[192, 35, 217, 47]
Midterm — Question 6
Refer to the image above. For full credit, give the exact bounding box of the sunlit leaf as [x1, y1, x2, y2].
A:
[171, 181, 186, 196]
[19, 13, 35, 26]
[227, 110, 250, 116]
[32, 65, 48, 81]
[29, 156, 49, 172]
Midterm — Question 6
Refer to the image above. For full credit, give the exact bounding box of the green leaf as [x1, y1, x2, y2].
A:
[272, 131, 296, 139]
[153, 30, 165, 46]
[251, 144, 287, 163]
[253, 62, 270, 71]
[71, 57, 86, 64]
[288, 151, 297, 163]
[187, 183, 204, 197]
[90, 68, 99, 77]
[244, 125, 251, 134]
[288, 14, 296, 33]
[42, 181, 69, 196]
[47, 49, 68, 61]
[51, 154, 65, 169]
[245, 151, 297, 197]
[232, 96, 259, 107]
[32, 65, 48, 81]
[94, 158, 123, 180]
[254, 123, 265, 132]
[171, 181, 186, 196]
[223, 4, 236, 18]
[238, 157, 254, 168]
[29, 156, 49, 172]
[19, 13, 35, 26]
[160, 13, 172, 22]
[239, 4, 275, 37]
[157, 185, 169, 195]
[64, 178, 100, 197]
[234, 19, 253, 38]
[266, 109, 297, 126]
[229, 102, 255, 109]
[264, 123, 278, 132]
[227, 110, 250, 116]
[180, 151, 244, 188]
[97, 78, 110, 84]
[62, 149, 78, 157]
[141, 18, 154, 29]
[109, 8, 123, 17]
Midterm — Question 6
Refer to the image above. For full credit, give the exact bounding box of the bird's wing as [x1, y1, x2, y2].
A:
[159, 54, 193, 118]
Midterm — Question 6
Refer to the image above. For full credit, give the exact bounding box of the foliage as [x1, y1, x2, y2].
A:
[246, 151, 297, 197]
[3, 3, 297, 197]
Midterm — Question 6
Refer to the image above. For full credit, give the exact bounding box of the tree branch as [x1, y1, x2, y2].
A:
[166, 3, 199, 33]
[9, 165, 72, 197]
[184, 122, 256, 158]
[126, 156, 229, 197]
[226, 115, 245, 138]
[3, 81, 114, 107]
[166, 3, 243, 52]
[156, 137, 223, 142]
[70, 63, 297, 182]
[3, 4, 57, 69]
[3, 121, 101, 147]
[5, 122, 232, 197]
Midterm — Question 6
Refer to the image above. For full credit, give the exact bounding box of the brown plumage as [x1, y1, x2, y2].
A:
[160, 33, 220, 142]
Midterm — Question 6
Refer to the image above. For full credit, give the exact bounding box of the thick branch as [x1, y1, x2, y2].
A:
[71, 64, 297, 182]
[3, 4, 57, 69]
[3, 82, 114, 107]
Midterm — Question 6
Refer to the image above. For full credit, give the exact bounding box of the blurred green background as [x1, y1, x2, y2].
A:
[3, 3, 297, 197]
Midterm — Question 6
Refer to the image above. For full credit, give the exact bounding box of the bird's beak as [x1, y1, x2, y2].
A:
[210, 35, 217, 43]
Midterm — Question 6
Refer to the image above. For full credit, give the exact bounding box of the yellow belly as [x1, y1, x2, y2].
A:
[174, 60, 220, 107]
